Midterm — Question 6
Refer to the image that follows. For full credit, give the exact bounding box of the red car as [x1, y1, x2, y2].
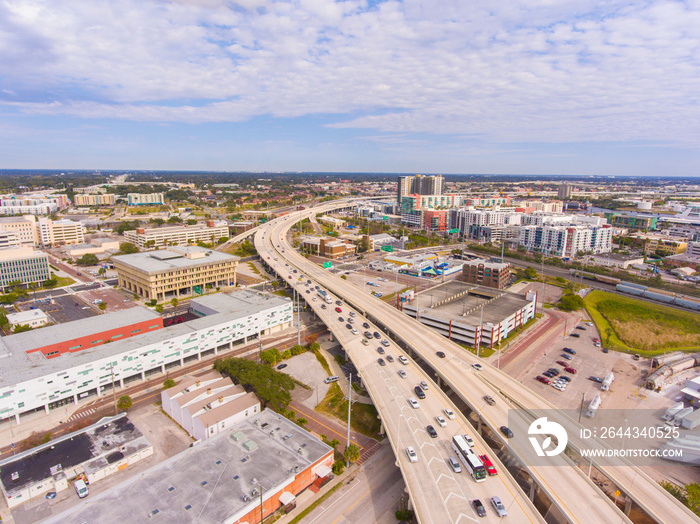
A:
[479, 454, 498, 476]
[564, 367, 577, 374]
[536, 375, 550, 385]
[556, 360, 568, 367]
[335, 307, 342, 313]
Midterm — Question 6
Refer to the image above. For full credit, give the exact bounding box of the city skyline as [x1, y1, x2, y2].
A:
[1, 1, 699, 176]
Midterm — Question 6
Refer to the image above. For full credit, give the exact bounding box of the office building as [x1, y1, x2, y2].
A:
[0, 195, 69, 216]
[300, 237, 356, 259]
[0, 216, 39, 246]
[0, 231, 20, 250]
[0, 291, 292, 424]
[6, 309, 49, 331]
[113, 246, 239, 301]
[462, 260, 511, 289]
[123, 221, 229, 248]
[518, 224, 613, 258]
[558, 183, 573, 200]
[0, 247, 50, 287]
[73, 193, 116, 206]
[604, 213, 658, 231]
[127, 193, 165, 206]
[37, 217, 84, 246]
[43, 409, 333, 524]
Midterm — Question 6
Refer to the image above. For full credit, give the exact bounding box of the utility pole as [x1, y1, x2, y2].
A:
[477, 302, 484, 358]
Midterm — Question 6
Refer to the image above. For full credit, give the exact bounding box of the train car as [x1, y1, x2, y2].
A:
[595, 275, 621, 285]
[620, 281, 648, 290]
[617, 284, 644, 296]
[644, 290, 675, 303]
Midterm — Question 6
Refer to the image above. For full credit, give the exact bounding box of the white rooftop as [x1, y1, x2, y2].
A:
[112, 246, 239, 274]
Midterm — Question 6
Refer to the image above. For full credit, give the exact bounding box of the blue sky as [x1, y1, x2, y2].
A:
[1, 0, 699, 176]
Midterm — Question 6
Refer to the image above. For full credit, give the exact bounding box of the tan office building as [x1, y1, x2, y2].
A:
[113, 246, 239, 301]
[123, 221, 228, 248]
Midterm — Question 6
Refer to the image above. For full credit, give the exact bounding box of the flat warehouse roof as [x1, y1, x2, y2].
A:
[43, 409, 332, 524]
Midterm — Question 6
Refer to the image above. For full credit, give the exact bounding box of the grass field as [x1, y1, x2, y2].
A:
[316, 383, 382, 439]
[584, 290, 700, 355]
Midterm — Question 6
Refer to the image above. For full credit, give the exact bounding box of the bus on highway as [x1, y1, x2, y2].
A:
[452, 435, 486, 482]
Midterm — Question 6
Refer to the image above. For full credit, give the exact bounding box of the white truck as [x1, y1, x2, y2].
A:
[670, 407, 694, 428]
[586, 395, 602, 418]
[601, 372, 615, 391]
[663, 402, 686, 421]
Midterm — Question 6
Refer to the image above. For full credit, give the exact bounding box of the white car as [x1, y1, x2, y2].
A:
[586, 322, 593, 326]
[464, 435, 475, 447]
[491, 496, 508, 517]
[398, 370, 407, 379]
[398, 355, 408, 365]
[408, 397, 419, 409]
[472, 363, 483, 371]
[351, 328, 358, 335]
[436, 415, 447, 428]
[444, 408, 456, 420]
[406, 446, 418, 463]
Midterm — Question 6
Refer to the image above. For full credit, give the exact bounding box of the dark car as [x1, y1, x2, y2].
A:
[346, 324, 352, 330]
[588, 376, 603, 383]
[305, 289, 310, 294]
[335, 300, 342, 306]
[602, 347, 609, 353]
[543, 371, 555, 378]
[472, 499, 487, 517]
[377, 358, 386, 366]
[576, 325, 586, 330]
[363, 322, 370, 328]
[338, 317, 344, 322]
[426, 425, 438, 438]
[561, 353, 573, 360]
[436, 351, 446, 358]
[373, 332, 381, 339]
[559, 376, 572, 382]
[386, 355, 394, 362]
[277, 363, 288, 370]
[570, 333, 580, 338]
[548, 368, 560, 376]
[563, 347, 577, 355]
[377, 347, 385, 354]
[500, 426, 514, 438]
[414, 386, 426, 399]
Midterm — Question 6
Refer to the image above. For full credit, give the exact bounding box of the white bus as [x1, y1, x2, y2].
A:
[452, 435, 486, 482]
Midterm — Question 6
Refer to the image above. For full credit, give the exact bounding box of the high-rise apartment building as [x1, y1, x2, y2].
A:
[396, 175, 444, 202]
[558, 183, 573, 200]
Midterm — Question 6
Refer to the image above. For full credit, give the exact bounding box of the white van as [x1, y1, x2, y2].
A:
[74, 479, 89, 498]
[324, 376, 339, 384]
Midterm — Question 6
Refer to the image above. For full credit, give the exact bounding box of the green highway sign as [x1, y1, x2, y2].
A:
[323, 261, 332, 269]
[448, 228, 459, 234]
[381, 245, 393, 252]
[382, 216, 388, 220]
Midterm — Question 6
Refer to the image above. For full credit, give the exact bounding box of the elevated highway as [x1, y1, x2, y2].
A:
[255, 201, 696, 524]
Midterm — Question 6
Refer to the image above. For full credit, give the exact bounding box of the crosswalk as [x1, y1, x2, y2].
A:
[65, 408, 96, 423]
[356, 440, 383, 466]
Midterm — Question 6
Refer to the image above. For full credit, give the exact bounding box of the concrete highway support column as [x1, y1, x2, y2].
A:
[528, 477, 537, 502]
[624, 498, 632, 516]
[436, 376, 442, 387]
[477, 416, 483, 435]
[379, 420, 385, 436]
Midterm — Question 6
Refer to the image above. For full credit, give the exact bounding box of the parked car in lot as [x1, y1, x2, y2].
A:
[576, 325, 586, 330]
[570, 333, 580, 338]
[561, 353, 573, 360]
[277, 363, 287, 370]
[338, 316, 344, 322]
[563, 347, 576, 355]
[536, 375, 551, 384]
[564, 366, 577, 374]
[558, 376, 572, 382]
[588, 376, 603, 383]
[547, 368, 560, 376]
[543, 371, 555, 378]
[556, 360, 568, 367]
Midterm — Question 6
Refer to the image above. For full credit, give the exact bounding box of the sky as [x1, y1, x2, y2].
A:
[0, 0, 699, 176]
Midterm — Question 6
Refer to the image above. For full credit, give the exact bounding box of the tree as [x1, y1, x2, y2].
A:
[117, 395, 133, 411]
[307, 333, 318, 346]
[557, 292, 584, 312]
[13, 324, 32, 333]
[155, 304, 164, 313]
[186, 219, 198, 225]
[344, 443, 360, 464]
[98, 302, 107, 310]
[332, 459, 345, 475]
[43, 276, 58, 289]
[296, 417, 308, 428]
[605, 327, 614, 345]
[119, 242, 139, 255]
[167, 216, 183, 224]
[340, 275, 347, 280]
[214, 357, 295, 409]
[525, 267, 538, 280]
[171, 297, 178, 307]
[163, 378, 176, 390]
[77, 254, 99, 266]
[260, 348, 282, 365]
[149, 218, 165, 226]
[217, 236, 228, 245]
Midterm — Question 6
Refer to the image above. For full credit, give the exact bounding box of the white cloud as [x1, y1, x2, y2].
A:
[0, 0, 698, 146]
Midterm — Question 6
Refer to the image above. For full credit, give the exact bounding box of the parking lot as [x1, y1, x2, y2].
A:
[78, 288, 137, 313]
[45, 295, 98, 323]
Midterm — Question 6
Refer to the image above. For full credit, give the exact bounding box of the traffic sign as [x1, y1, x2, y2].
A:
[448, 228, 459, 234]
[323, 261, 332, 269]
[381, 245, 393, 252]
[382, 216, 388, 220]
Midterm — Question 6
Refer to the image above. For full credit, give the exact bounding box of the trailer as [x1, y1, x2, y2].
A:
[671, 407, 694, 427]
[663, 402, 686, 421]
[601, 372, 615, 391]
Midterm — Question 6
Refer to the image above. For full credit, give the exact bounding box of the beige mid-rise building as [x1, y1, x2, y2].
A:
[0, 216, 38, 246]
[74, 194, 116, 206]
[113, 246, 239, 301]
[124, 221, 228, 248]
[37, 217, 84, 247]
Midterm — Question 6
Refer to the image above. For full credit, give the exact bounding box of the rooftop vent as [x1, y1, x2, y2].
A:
[242, 495, 249, 502]
[251, 488, 259, 497]
[167, 486, 175, 492]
